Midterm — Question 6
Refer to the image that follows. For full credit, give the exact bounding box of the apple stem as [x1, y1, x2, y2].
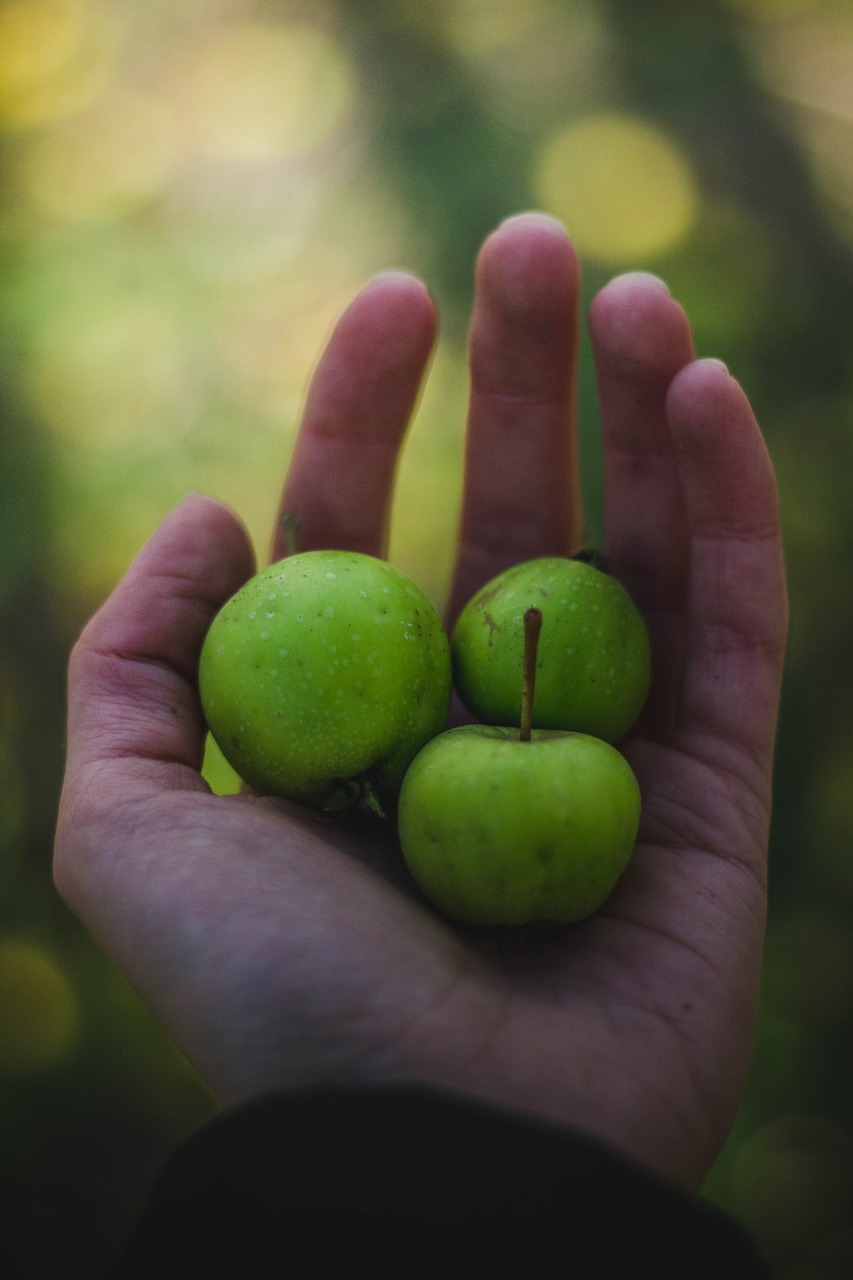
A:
[520, 606, 542, 742]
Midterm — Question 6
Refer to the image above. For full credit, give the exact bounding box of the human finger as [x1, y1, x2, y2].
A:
[446, 213, 581, 625]
[273, 272, 438, 562]
[59, 494, 254, 799]
[588, 273, 696, 738]
[665, 359, 788, 778]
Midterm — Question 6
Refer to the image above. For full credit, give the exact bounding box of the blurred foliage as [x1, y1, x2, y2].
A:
[3, 0, 853, 1275]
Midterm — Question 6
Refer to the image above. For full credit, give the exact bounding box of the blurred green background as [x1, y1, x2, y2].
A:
[2, 0, 853, 1275]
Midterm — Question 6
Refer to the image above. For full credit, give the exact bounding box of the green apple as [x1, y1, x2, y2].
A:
[199, 550, 451, 815]
[451, 553, 650, 741]
[398, 607, 641, 925]
[397, 723, 640, 925]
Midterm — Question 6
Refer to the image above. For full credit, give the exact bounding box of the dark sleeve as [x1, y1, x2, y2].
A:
[105, 1083, 771, 1277]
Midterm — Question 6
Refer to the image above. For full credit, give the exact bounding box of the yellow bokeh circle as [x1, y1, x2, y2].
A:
[535, 113, 699, 265]
[19, 88, 180, 221]
[0, 939, 79, 1073]
[0, 0, 117, 131]
[175, 21, 356, 163]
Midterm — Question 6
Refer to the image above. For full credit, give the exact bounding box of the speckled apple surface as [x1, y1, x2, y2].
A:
[451, 557, 650, 741]
[199, 550, 451, 812]
[398, 726, 641, 925]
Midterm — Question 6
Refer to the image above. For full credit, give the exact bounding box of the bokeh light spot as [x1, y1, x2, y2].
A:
[0, 939, 79, 1073]
[173, 21, 356, 163]
[0, 0, 117, 130]
[534, 113, 699, 264]
[19, 88, 180, 221]
[444, 0, 554, 54]
[446, 0, 610, 134]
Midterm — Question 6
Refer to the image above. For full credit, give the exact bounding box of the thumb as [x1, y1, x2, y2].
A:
[61, 493, 255, 799]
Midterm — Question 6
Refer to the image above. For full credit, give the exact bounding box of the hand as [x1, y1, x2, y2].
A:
[54, 213, 787, 1193]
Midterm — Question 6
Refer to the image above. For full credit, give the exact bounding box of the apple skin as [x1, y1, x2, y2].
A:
[199, 550, 451, 813]
[451, 556, 650, 742]
[397, 725, 641, 926]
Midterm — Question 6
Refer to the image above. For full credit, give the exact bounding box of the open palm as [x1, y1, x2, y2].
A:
[54, 214, 787, 1194]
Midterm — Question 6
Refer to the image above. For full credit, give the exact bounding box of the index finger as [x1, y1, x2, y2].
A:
[273, 272, 438, 562]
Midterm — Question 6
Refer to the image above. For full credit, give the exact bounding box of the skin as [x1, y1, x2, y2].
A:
[54, 213, 788, 1194]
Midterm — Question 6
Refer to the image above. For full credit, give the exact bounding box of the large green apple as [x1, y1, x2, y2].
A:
[451, 555, 650, 741]
[199, 550, 451, 815]
[397, 725, 641, 925]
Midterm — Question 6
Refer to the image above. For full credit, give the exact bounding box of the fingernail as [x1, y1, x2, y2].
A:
[702, 357, 730, 374]
[367, 269, 429, 292]
[498, 210, 568, 233]
[614, 270, 671, 295]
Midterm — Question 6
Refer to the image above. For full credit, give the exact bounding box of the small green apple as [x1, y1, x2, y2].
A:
[199, 549, 451, 815]
[451, 553, 650, 741]
[397, 723, 640, 925]
[398, 607, 641, 925]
